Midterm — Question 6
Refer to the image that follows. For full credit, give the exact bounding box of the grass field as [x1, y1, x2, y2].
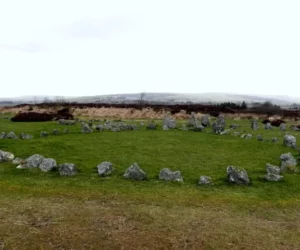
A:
[0, 114, 300, 249]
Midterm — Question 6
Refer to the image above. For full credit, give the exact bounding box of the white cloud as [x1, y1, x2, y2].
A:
[0, 0, 299, 97]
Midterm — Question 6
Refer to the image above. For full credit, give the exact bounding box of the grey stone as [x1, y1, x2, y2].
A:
[283, 135, 296, 148]
[39, 158, 57, 172]
[256, 134, 264, 141]
[7, 131, 18, 139]
[58, 163, 77, 176]
[233, 132, 240, 136]
[212, 115, 226, 134]
[188, 112, 198, 127]
[97, 161, 114, 176]
[123, 163, 147, 180]
[251, 120, 258, 130]
[20, 133, 33, 139]
[201, 115, 210, 127]
[0, 150, 14, 162]
[24, 154, 44, 168]
[193, 125, 205, 132]
[12, 158, 23, 165]
[280, 152, 297, 172]
[52, 129, 60, 135]
[163, 114, 176, 129]
[227, 166, 249, 185]
[180, 124, 188, 131]
[0, 132, 6, 139]
[81, 123, 93, 133]
[162, 125, 169, 131]
[279, 123, 286, 131]
[198, 176, 212, 185]
[159, 168, 183, 182]
[266, 163, 281, 175]
[146, 123, 157, 130]
[265, 122, 273, 130]
[40, 131, 48, 137]
[95, 125, 104, 132]
[241, 134, 252, 139]
[58, 119, 76, 125]
[264, 173, 284, 182]
[271, 137, 278, 143]
[230, 124, 239, 129]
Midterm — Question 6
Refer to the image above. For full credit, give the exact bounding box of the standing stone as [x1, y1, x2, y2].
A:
[123, 163, 147, 180]
[163, 114, 176, 129]
[7, 131, 18, 139]
[81, 123, 93, 133]
[251, 120, 258, 130]
[97, 161, 114, 176]
[280, 152, 297, 172]
[241, 134, 252, 139]
[279, 123, 286, 131]
[266, 163, 281, 175]
[20, 133, 33, 139]
[146, 123, 157, 130]
[180, 124, 188, 131]
[198, 176, 212, 185]
[283, 135, 296, 148]
[227, 166, 249, 184]
[188, 112, 198, 127]
[39, 158, 57, 172]
[95, 125, 104, 132]
[230, 124, 239, 129]
[0, 132, 6, 139]
[256, 134, 264, 141]
[159, 168, 183, 182]
[271, 137, 278, 143]
[58, 163, 77, 176]
[212, 115, 226, 134]
[24, 154, 44, 168]
[40, 131, 48, 137]
[52, 129, 60, 135]
[194, 125, 205, 132]
[201, 115, 210, 127]
[12, 158, 23, 165]
[265, 122, 273, 130]
[0, 150, 14, 162]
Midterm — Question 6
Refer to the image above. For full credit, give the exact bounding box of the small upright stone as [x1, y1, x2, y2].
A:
[123, 163, 147, 180]
[256, 134, 264, 141]
[0, 150, 14, 162]
[7, 131, 18, 139]
[251, 120, 258, 130]
[188, 112, 198, 127]
[97, 161, 114, 176]
[95, 125, 104, 132]
[59, 163, 77, 176]
[20, 133, 33, 139]
[279, 123, 286, 131]
[40, 131, 48, 137]
[271, 137, 278, 143]
[146, 123, 157, 130]
[52, 129, 60, 135]
[201, 115, 210, 127]
[264, 173, 284, 182]
[0, 132, 6, 139]
[265, 122, 273, 130]
[81, 123, 93, 133]
[280, 152, 297, 172]
[266, 163, 281, 175]
[212, 115, 226, 134]
[227, 166, 249, 184]
[159, 168, 183, 182]
[25, 154, 44, 168]
[163, 113, 176, 129]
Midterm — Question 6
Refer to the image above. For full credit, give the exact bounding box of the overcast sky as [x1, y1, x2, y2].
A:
[0, 0, 299, 98]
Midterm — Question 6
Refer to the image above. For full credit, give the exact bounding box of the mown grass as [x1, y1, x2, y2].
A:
[0, 115, 300, 249]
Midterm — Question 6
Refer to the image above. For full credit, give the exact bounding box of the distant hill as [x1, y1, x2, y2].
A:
[0, 92, 299, 107]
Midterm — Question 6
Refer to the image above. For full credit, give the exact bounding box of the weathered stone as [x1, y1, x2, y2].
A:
[12, 158, 23, 165]
[271, 137, 278, 143]
[241, 134, 252, 139]
[20, 133, 33, 139]
[52, 129, 60, 135]
[123, 163, 147, 180]
[194, 125, 205, 132]
[40, 131, 48, 137]
[283, 135, 296, 148]
[0, 132, 6, 139]
[163, 114, 176, 129]
[7, 131, 18, 139]
[280, 152, 297, 172]
[58, 119, 76, 125]
[251, 120, 258, 130]
[58, 163, 77, 176]
[81, 123, 93, 133]
[188, 112, 198, 127]
[233, 131, 240, 136]
[227, 166, 249, 184]
[95, 125, 104, 132]
[198, 176, 212, 185]
[279, 123, 286, 131]
[212, 115, 226, 134]
[162, 125, 169, 131]
[266, 163, 281, 175]
[0, 150, 14, 162]
[230, 124, 239, 129]
[264, 173, 284, 182]
[159, 168, 183, 182]
[180, 124, 188, 131]
[97, 161, 114, 176]
[39, 158, 57, 172]
[201, 115, 210, 127]
[256, 134, 264, 141]
[265, 122, 273, 130]
[24, 154, 44, 168]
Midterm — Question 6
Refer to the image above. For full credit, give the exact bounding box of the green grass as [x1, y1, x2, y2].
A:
[0, 115, 300, 249]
